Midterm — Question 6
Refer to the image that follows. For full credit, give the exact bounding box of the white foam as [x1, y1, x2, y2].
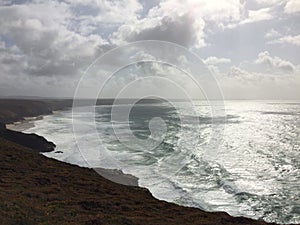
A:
[22, 102, 300, 224]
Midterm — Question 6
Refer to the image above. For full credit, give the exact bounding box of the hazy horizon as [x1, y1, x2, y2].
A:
[1, 95, 300, 101]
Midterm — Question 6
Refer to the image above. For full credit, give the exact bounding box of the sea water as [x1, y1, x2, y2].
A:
[24, 100, 300, 224]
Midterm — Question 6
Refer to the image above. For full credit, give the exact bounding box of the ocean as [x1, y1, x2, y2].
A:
[23, 100, 300, 224]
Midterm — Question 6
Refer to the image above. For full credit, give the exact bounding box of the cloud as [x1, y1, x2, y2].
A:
[111, 0, 244, 48]
[0, 1, 108, 78]
[64, 0, 143, 36]
[217, 61, 300, 100]
[284, 0, 300, 14]
[129, 51, 157, 62]
[226, 7, 274, 29]
[255, 51, 295, 73]
[206, 50, 300, 100]
[92, 61, 208, 99]
[255, 0, 284, 5]
[255, 0, 300, 14]
[240, 8, 273, 25]
[111, 9, 206, 48]
[0, 0, 299, 99]
[220, 67, 300, 100]
[264, 29, 281, 39]
[268, 34, 300, 46]
[204, 56, 231, 65]
[0, 0, 144, 79]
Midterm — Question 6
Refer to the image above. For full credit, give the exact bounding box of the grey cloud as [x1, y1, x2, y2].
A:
[0, 2, 107, 78]
[111, 14, 205, 48]
[255, 51, 295, 73]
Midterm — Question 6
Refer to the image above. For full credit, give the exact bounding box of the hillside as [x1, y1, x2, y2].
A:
[0, 138, 275, 225]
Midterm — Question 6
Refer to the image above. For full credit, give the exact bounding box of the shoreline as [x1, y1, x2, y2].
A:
[0, 99, 278, 224]
[6, 115, 44, 132]
[1, 137, 274, 225]
[4, 109, 140, 187]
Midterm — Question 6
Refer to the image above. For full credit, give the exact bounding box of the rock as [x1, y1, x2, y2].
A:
[0, 122, 5, 130]
[94, 168, 139, 186]
[0, 128, 55, 153]
[54, 151, 63, 154]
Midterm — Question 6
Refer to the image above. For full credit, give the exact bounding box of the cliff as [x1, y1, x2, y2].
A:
[0, 123, 55, 152]
[0, 99, 278, 224]
[0, 138, 274, 225]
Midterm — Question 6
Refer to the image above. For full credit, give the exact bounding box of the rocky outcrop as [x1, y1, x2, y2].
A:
[0, 99, 69, 153]
[0, 127, 55, 152]
[0, 122, 5, 130]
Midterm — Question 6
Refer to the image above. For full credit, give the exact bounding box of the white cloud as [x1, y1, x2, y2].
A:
[284, 0, 300, 14]
[268, 34, 300, 46]
[65, 0, 143, 35]
[204, 56, 231, 65]
[205, 50, 300, 100]
[255, 51, 295, 73]
[265, 29, 281, 39]
[221, 67, 300, 100]
[151, 0, 243, 22]
[129, 51, 157, 62]
[226, 7, 273, 29]
[255, 0, 284, 5]
[0, 1, 108, 78]
[255, 0, 300, 14]
[216, 60, 300, 100]
[241, 8, 273, 25]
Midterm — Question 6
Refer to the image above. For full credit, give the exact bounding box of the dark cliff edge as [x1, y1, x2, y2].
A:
[0, 124, 55, 153]
[0, 99, 279, 225]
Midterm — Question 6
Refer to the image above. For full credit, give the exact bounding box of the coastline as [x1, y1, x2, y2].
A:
[1, 137, 276, 225]
[0, 99, 278, 224]
[6, 115, 44, 132]
[3, 106, 140, 187]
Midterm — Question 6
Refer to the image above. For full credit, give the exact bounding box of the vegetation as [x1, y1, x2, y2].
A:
[0, 138, 275, 225]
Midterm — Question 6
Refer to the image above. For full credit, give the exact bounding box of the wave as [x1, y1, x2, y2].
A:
[22, 101, 300, 224]
[261, 111, 299, 116]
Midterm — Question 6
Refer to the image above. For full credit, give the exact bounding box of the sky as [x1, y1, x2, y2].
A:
[0, 0, 300, 100]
